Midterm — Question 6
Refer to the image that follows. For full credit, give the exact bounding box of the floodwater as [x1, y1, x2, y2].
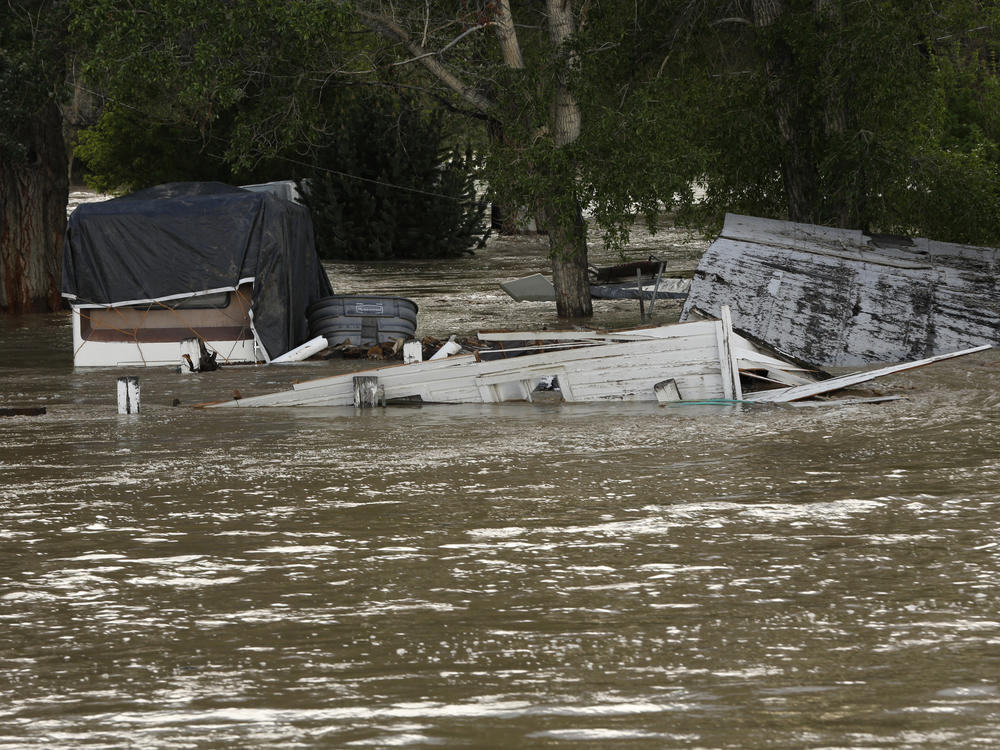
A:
[2, 223, 1000, 749]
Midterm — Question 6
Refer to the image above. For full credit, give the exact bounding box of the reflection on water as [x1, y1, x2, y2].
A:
[1, 232, 999, 748]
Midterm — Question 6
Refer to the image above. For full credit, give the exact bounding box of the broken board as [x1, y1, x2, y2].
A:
[743, 344, 991, 403]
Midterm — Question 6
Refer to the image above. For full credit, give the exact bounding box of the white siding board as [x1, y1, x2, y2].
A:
[206, 319, 746, 408]
[745, 344, 991, 402]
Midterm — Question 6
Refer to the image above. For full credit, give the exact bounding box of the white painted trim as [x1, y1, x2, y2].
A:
[271, 335, 328, 364]
[718, 306, 742, 400]
[70, 305, 258, 367]
[73, 336, 257, 368]
[62, 280, 255, 309]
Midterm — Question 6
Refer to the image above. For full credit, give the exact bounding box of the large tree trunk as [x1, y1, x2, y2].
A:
[753, 0, 820, 224]
[488, 0, 535, 236]
[545, 202, 591, 319]
[0, 100, 67, 314]
[493, 0, 524, 69]
[359, 1, 592, 315]
[544, 0, 592, 318]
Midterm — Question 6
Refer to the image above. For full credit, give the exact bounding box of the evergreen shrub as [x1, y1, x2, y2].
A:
[299, 94, 487, 260]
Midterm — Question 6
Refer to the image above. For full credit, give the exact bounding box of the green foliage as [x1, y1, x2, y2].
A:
[71, 0, 362, 170]
[569, 1, 710, 249]
[69, 0, 1000, 254]
[299, 93, 487, 260]
[74, 106, 235, 193]
[0, 0, 69, 163]
[477, 2, 702, 254]
[892, 41, 1000, 244]
[664, 0, 1000, 245]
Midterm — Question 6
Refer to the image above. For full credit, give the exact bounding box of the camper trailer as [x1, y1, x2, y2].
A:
[62, 182, 333, 367]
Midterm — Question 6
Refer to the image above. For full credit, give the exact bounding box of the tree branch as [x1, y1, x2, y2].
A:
[355, 9, 496, 115]
[710, 16, 752, 26]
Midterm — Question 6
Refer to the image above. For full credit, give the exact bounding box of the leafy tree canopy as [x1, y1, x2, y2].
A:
[71, 0, 364, 176]
[73, 106, 234, 192]
[1, 0, 69, 163]
[71, 0, 1000, 250]
[637, 0, 1000, 244]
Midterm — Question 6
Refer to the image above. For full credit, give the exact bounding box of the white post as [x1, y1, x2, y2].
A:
[718, 305, 743, 401]
[353, 376, 383, 408]
[179, 338, 200, 372]
[654, 378, 682, 403]
[403, 340, 423, 364]
[117, 376, 140, 414]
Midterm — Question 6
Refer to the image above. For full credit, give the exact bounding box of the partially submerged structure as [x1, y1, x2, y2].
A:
[501, 260, 691, 303]
[62, 182, 333, 367]
[204, 307, 989, 409]
[681, 214, 1000, 367]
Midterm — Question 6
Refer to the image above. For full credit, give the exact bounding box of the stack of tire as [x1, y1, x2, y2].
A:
[307, 295, 419, 347]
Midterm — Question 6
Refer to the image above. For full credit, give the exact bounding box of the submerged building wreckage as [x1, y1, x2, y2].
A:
[204, 212, 995, 409]
[63, 189, 991, 407]
[681, 214, 1000, 367]
[203, 306, 989, 409]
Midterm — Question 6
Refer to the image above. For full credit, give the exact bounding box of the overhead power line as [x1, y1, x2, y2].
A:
[72, 86, 474, 203]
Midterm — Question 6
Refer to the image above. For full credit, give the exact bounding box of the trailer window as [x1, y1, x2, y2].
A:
[171, 292, 232, 310]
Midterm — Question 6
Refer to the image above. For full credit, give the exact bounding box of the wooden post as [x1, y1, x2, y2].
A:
[716, 305, 743, 401]
[117, 376, 140, 414]
[353, 376, 384, 407]
[636, 269, 646, 322]
[646, 262, 665, 320]
[403, 340, 423, 364]
[653, 378, 682, 403]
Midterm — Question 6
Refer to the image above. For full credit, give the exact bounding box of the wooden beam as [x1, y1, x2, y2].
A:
[0, 407, 46, 417]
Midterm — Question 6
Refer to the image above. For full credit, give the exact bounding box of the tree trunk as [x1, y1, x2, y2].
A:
[544, 0, 591, 318]
[487, 0, 539, 236]
[546, 201, 592, 319]
[493, 0, 524, 69]
[0, 100, 67, 314]
[753, 0, 820, 224]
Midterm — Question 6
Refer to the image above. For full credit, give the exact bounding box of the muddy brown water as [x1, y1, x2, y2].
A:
[2, 225, 1000, 748]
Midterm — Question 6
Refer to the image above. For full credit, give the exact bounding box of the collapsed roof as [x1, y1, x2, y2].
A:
[681, 214, 1000, 367]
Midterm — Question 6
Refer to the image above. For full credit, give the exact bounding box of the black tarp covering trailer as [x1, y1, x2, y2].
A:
[62, 182, 333, 367]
